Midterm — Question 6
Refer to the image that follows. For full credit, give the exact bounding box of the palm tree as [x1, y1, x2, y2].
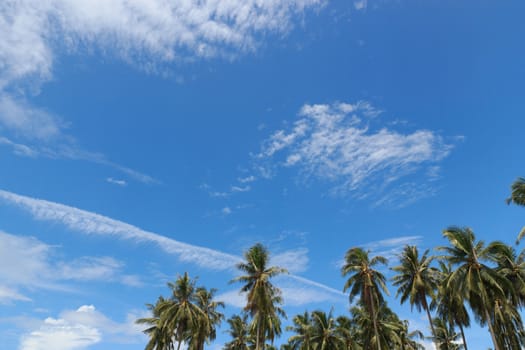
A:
[136, 296, 174, 350]
[432, 261, 470, 350]
[439, 227, 510, 350]
[397, 320, 424, 350]
[392, 245, 439, 344]
[432, 317, 463, 350]
[232, 243, 287, 350]
[506, 177, 525, 243]
[335, 315, 361, 350]
[342, 247, 388, 350]
[350, 302, 404, 349]
[309, 310, 344, 350]
[189, 287, 224, 350]
[507, 177, 525, 207]
[224, 314, 253, 350]
[286, 311, 313, 350]
[157, 273, 204, 350]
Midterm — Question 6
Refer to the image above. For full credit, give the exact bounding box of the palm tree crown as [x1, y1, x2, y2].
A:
[392, 245, 439, 343]
[342, 247, 388, 350]
[232, 243, 287, 350]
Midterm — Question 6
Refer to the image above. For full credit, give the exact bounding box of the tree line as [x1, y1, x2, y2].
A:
[137, 177, 525, 350]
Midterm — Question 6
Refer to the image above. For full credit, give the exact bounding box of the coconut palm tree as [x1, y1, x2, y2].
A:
[396, 320, 424, 350]
[136, 296, 175, 350]
[507, 177, 525, 207]
[224, 314, 253, 350]
[439, 227, 510, 350]
[432, 261, 470, 350]
[309, 310, 344, 350]
[507, 177, 525, 243]
[392, 245, 439, 345]
[286, 311, 313, 350]
[156, 273, 205, 350]
[335, 315, 361, 350]
[432, 317, 463, 350]
[491, 241, 525, 308]
[189, 287, 224, 350]
[232, 243, 287, 350]
[350, 302, 404, 349]
[342, 247, 388, 350]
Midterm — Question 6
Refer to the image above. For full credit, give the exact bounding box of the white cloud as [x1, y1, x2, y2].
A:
[0, 286, 31, 304]
[354, 0, 368, 10]
[20, 317, 101, 350]
[0, 189, 346, 306]
[0, 135, 159, 184]
[0, 94, 64, 140]
[222, 206, 232, 215]
[363, 235, 423, 262]
[218, 284, 342, 308]
[19, 305, 144, 350]
[271, 248, 309, 273]
[0, 190, 241, 271]
[231, 185, 251, 193]
[0, 136, 38, 157]
[257, 101, 454, 204]
[1, 0, 324, 90]
[0, 231, 139, 303]
[216, 289, 247, 308]
[57, 257, 124, 281]
[238, 175, 256, 183]
[106, 177, 128, 187]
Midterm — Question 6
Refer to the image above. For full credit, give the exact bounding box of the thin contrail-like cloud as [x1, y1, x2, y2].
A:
[0, 189, 345, 304]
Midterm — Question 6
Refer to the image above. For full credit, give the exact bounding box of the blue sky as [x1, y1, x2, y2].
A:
[1, 0, 525, 349]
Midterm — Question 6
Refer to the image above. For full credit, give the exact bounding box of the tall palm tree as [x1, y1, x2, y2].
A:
[506, 177, 525, 243]
[350, 302, 404, 349]
[157, 273, 204, 350]
[397, 320, 424, 350]
[189, 287, 224, 350]
[490, 244, 525, 308]
[432, 261, 470, 350]
[392, 245, 439, 344]
[507, 177, 525, 207]
[432, 317, 463, 350]
[309, 310, 344, 350]
[232, 243, 287, 350]
[136, 296, 174, 350]
[224, 314, 253, 350]
[342, 247, 388, 350]
[439, 227, 510, 350]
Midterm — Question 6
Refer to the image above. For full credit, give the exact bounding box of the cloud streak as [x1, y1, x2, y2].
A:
[0, 189, 345, 305]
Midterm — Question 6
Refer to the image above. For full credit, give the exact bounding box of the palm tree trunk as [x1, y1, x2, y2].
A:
[367, 288, 381, 350]
[421, 294, 437, 347]
[458, 323, 468, 350]
[484, 307, 501, 350]
[256, 320, 261, 350]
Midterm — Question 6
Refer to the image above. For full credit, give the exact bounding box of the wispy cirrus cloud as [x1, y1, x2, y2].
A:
[1, 0, 325, 90]
[0, 135, 159, 184]
[0, 189, 345, 305]
[256, 101, 456, 205]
